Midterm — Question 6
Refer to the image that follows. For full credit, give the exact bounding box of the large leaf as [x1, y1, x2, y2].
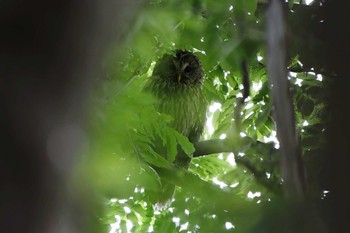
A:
[174, 130, 196, 156]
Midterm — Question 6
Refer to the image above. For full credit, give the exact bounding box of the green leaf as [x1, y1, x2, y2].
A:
[255, 103, 271, 128]
[227, 74, 238, 89]
[246, 0, 258, 14]
[143, 146, 171, 168]
[88, 0, 330, 231]
[174, 131, 195, 156]
[166, 130, 178, 163]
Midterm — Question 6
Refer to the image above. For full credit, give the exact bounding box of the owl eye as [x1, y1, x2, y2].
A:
[184, 65, 192, 73]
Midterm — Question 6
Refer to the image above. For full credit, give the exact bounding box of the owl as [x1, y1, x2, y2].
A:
[144, 50, 207, 207]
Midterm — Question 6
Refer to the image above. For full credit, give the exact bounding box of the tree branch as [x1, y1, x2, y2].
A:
[193, 137, 276, 157]
[267, 0, 306, 201]
[259, 61, 337, 78]
[193, 137, 280, 193]
[193, 139, 233, 157]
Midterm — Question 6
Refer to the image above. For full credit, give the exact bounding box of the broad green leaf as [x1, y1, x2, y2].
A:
[143, 146, 171, 168]
[166, 130, 178, 163]
[174, 130, 195, 156]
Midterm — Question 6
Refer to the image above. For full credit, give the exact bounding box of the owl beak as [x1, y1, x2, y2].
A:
[177, 73, 182, 82]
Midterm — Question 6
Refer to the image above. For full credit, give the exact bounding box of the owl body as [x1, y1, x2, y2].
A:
[145, 75, 206, 142]
[144, 50, 207, 167]
[144, 50, 207, 208]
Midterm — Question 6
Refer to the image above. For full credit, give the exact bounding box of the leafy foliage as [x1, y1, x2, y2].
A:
[79, 0, 330, 232]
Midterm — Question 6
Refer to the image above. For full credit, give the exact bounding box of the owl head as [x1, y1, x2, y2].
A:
[152, 50, 204, 86]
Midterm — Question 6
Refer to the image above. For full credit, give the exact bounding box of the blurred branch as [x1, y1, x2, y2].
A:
[258, 61, 337, 78]
[257, 1, 321, 15]
[193, 137, 276, 157]
[266, 0, 305, 201]
[241, 60, 250, 100]
[193, 138, 232, 156]
[287, 66, 337, 78]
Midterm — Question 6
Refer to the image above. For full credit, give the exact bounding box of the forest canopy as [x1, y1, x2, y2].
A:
[4, 0, 350, 233]
[81, 0, 331, 232]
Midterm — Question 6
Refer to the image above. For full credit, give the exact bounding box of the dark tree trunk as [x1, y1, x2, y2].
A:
[323, 1, 350, 232]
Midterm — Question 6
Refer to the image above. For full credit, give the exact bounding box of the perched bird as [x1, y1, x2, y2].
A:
[144, 50, 207, 207]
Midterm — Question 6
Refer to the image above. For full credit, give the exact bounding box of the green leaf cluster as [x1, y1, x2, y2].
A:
[78, 0, 331, 232]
